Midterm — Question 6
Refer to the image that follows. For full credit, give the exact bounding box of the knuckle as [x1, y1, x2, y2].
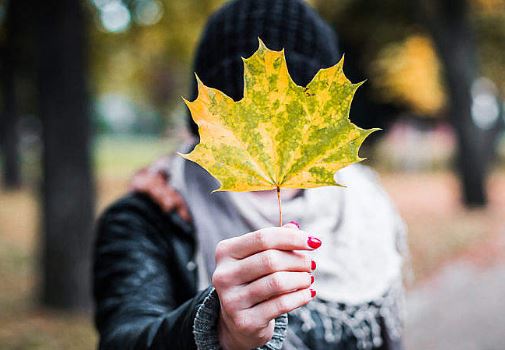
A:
[153, 187, 162, 197]
[233, 313, 256, 334]
[275, 297, 292, 314]
[253, 230, 269, 250]
[245, 287, 260, 302]
[215, 240, 230, 261]
[211, 268, 228, 288]
[266, 272, 283, 291]
[220, 293, 239, 312]
[261, 250, 278, 271]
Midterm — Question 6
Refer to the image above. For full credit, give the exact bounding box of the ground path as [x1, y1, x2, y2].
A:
[405, 232, 505, 350]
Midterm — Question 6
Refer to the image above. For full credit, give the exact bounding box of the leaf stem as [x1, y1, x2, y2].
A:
[276, 186, 283, 226]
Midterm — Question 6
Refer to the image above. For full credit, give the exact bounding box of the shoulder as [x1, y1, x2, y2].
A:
[339, 164, 408, 242]
[99, 192, 165, 226]
[96, 191, 193, 249]
[336, 164, 387, 197]
[94, 193, 168, 258]
[337, 164, 403, 220]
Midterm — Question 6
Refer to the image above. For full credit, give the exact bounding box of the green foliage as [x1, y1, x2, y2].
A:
[88, 0, 227, 118]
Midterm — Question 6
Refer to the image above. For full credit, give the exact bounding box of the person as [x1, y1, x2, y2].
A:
[93, 0, 408, 349]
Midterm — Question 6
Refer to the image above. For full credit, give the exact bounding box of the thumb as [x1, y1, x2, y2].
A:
[282, 220, 300, 230]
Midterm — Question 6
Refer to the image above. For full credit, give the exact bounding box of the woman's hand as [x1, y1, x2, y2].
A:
[212, 222, 321, 350]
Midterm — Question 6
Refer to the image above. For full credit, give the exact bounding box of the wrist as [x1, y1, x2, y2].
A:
[218, 312, 249, 350]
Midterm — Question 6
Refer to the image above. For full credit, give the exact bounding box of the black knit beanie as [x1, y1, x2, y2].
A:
[188, 0, 339, 135]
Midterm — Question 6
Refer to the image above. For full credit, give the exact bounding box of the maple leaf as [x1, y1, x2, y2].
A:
[180, 39, 378, 220]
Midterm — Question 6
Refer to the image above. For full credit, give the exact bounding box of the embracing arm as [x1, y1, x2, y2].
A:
[96, 163, 319, 350]
[93, 193, 204, 350]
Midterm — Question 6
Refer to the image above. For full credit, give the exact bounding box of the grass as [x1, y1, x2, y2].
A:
[1, 135, 505, 349]
[94, 135, 176, 178]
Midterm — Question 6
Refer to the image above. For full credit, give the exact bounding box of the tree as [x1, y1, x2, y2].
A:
[36, 0, 95, 310]
[316, 0, 503, 207]
[415, 0, 502, 206]
[0, 0, 22, 189]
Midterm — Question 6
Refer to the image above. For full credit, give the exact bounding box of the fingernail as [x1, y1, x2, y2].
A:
[288, 220, 300, 229]
[310, 275, 314, 284]
[307, 236, 322, 249]
[311, 260, 316, 270]
[310, 289, 317, 298]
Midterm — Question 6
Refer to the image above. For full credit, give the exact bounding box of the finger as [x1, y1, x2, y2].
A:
[129, 168, 150, 191]
[166, 188, 192, 222]
[164, 186, 183, 210]
[172, 193, 192, 221]
[145, 178, 177, 211]
[161, 187, 191, 220]
[228, 250, 313, 284]
[219, 227, 321, 260]
[148, 185, 170, 211]
[158, 187, 178, 212]
[160, 194, 175, 212]
[177, 205, 192, 222]
[155, 168, 170, 182]
[131, 170, 164, 194]
[248, 288, 314, 324]
[242, 271, 312, 308]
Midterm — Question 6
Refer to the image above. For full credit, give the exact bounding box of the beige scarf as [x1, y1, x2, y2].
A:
[169, 143, 406, 305]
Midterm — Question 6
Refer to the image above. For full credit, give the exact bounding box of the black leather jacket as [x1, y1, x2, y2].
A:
[93, 192, 403, 350]
[93, 192, 208, 350]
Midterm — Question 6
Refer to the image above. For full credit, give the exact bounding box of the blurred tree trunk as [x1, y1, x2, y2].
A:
[416, 0, 500, 206]
[0, 0, 22, 189]
[36, 0, 95, 310]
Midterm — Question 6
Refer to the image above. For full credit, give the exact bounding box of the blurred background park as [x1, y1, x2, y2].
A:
[1, 0, 505, 348]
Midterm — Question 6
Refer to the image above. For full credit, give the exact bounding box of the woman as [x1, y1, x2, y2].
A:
[93, 0, 407, 349]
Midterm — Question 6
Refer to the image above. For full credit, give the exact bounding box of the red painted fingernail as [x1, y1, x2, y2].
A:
[310, 289, 316, 298]
[288, 220, 300, 229]
[310, 275, 314, 284]
[311, 260, 316, 270]
[307, 236, 322, 249]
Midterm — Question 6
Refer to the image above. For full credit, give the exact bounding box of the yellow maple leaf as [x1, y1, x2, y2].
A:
[180, 39, 378, 196]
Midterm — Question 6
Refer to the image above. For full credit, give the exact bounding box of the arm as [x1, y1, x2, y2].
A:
[119, 165, 321, 349]
[93, 193, 201, 350]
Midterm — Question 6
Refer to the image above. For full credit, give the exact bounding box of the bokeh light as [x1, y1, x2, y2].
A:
[96, 0, 131, 33]
[134, 0, 164, 26]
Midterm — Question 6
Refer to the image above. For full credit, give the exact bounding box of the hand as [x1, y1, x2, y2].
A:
[212, 222, 321, 350]
[129, 162, 191, 222]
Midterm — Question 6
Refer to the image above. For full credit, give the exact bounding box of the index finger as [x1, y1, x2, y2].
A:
[222, 227, 322, 260]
